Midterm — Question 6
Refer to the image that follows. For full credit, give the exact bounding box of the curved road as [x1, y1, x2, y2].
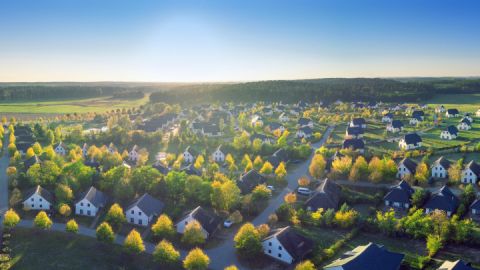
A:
[0, 126, 334, 269]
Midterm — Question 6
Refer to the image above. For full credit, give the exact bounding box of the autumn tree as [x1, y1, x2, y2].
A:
[183, 248, 210, 270]
[349, 156, 368, 181]
[295, 260, 316, 270]
[309, 154, 326, 179]
[34, 211, 53, 229]
[105, 203, 126, 229]
[124, 229, 145, 254]
[253, 156, 263, 170]
[182, 221, 206, 246]
[284, 193, 297, 205]
[298, 176, 310, 187]
[234, 223, 262, 258]
[414, 162, 429, 186]
[151, 214, 175, 239]
[153, 240, 180, 266]
[96, 222, 115, 243]
[3, 209, 20, 229]
[66, 219, 79, 233]
[275, 162, 287, 180]
[259, 161, 273, 175]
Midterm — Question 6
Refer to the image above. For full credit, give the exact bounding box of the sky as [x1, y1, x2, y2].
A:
[0, 0, 479, 82]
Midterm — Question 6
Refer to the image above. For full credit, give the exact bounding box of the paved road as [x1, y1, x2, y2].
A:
[0, 134, 10, 220]
[2, 127, 335, 269]
[207, 125, 334, 270]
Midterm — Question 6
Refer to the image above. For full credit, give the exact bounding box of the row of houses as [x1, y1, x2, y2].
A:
[384, 180, 480, 217]
[397, 156, 480, 184]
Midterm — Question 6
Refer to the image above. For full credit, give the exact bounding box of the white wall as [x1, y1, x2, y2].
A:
[126, 206, 150, 226]
[262, 237, 294, 264]
[75, 198, 99, 216]
[23, 194, 51, 210]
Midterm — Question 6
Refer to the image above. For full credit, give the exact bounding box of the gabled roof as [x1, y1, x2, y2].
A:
[127, 193, 165, 217]
[445, 125, 458, 135]
[76, 186, 107, 208]
[342, 139, 365, 150]
[424, 186, 459, 213]
[447, 108, 459, 115]
[299, 126, 313, 134]
[351, 118, 366, 126]
[24, 185, 53, 203]
[383, 113, 393, 118]
[459, 117, 471, 125]
[384, 180, 414, 204]
[438, 260, 475, 270]
[263, 226, 313, 261]
[324, 242, 404, 270]
[433, 156, 451, 170]
[305, 179, 341, 211]
[470, 199, 480, 211]
[180, 206, 221, 235]
[403, 133, 422, 144]
[399, 158, 417, 173]
[181, 164, 202, 176]
[346, 126, 364, 135]
[24, 155, 41, 170]
[390, 120, 404, 128]
[298, 117, 312, 126]
[153, 162, 170, 175]
[238, 169, 267, 194]
[203, 124, 220, 134]
[412, 110, 424, 118]
[184, 146, 199, 157]
[465, 160, 480, 176]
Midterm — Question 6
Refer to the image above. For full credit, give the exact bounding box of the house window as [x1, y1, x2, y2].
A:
[31, 198, 34, 202]
[278, 246, 282, 250]
[139, 219, 142, 225]
[31, 204, 34, 208]
[268, 242, 272, 246]
[39, 198, 43, 202]
[81, 203, 83, 206]
[87, 203, 90, 207]
[130, 218, 134, 223]
[268, 249, 271, 254]
[138, 211, 141, 216]
[131, 210, 134, 214]
[80, 209, 83, 214]
[278, 253, 282, 258]
[87, 210, 91, 216]
[40, 205, 42, 208]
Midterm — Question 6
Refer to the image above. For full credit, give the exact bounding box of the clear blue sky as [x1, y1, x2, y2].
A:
[1, 0, 479, 82]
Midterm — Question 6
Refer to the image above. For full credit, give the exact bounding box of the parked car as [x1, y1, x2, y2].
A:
[297, 187, 312, 196]
[267, 185, 275, 191]
[223, 220, 234, 228]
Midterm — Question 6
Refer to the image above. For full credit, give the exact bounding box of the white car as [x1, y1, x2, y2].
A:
[266, 185, 275, 191]
[297, 187, 312, 196]
[223, 220, 234, 228]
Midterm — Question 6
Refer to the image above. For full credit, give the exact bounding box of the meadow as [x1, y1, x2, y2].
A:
[0, 95, 149, 115]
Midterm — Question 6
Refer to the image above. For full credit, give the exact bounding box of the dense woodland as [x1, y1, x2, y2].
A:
[1, 78, 480, 103]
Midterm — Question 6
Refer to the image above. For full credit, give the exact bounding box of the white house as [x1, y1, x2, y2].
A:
[128, 145, 140, 163]
[183, 146, 197, 164]
[126, 194, 165, 226]
[382, 113, 393, 123]
[409, 116, 422, 125]
[435, 105, 446, 113]
[386, 120, 404, 133]
[431, 156, 450, 178]
[175, 206, 221, 239]
[296, 126, 313, 139]
[23, 185, 53, 211]
[396, 158, 417, 179]
[476, 109, 480, 117]
[54, 142, 67, 156]
[446, 109, 460, 118]
[399, 133, 422, 150]
[279, 113, 289, 122]
[251, 115, 264, 127]
[440, 126, 458, 140]
[107, 143, 117, 154]
[75, 186, 107, 217]
[211, 145, 226, 163]
[461, 160, 480, 184]
[262, 226, 313, 264]
[457, 118, 472, 130]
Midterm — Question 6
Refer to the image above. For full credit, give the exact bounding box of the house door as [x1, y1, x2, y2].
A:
[87, 210, 91, 216]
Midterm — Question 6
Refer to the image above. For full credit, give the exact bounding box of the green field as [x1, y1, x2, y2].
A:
[0, 95, 149, 114]
[9, 228, 164, 270]
[428, 94, 480, 112]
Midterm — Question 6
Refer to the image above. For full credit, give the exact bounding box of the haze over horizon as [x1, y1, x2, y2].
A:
[1, 0, 479, 82]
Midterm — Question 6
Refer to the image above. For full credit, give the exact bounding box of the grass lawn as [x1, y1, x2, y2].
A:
[0, 95, 149, 114]
[9, 228, 167, 270]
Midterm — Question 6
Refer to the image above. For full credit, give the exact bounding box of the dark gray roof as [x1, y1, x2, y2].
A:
[76, 186, 107, 208]
[24, 185, 53, 203]
[445, 125, 458, 135]
[424, 186, 459, 213]
[153, 162, 170, 175]
[238, 169, 267, 194]
[127, 193, 165, 217]
[412, 110, 424, 118]
[465, 160, 480, 176]
[325, 242, 404, 270]
[203, 124, 220, 134]
[24, 155, 41, 170]
[400, 158, 417, 173]
[263, 226, 314, 261]
[183, 206, 221, 235]
[391, 120, 404, 128]
[460, 118, 471, 125]
[351, 118, 366, 126]
[346, 126, 364, 136]
[384, 180, 414, 204]
[298, 117, 312, 126]
[342, 139, 365, 150]
[433, 156, 451, 170]
[384, 113, 393, 118]
[181, 164, 202, 176]
[299, 126, 313, 135]
[305, 179, 341, 211]
[470, 199, 480, 211]
[447, 108, 459, 115]
[403, 133, 422, 145]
